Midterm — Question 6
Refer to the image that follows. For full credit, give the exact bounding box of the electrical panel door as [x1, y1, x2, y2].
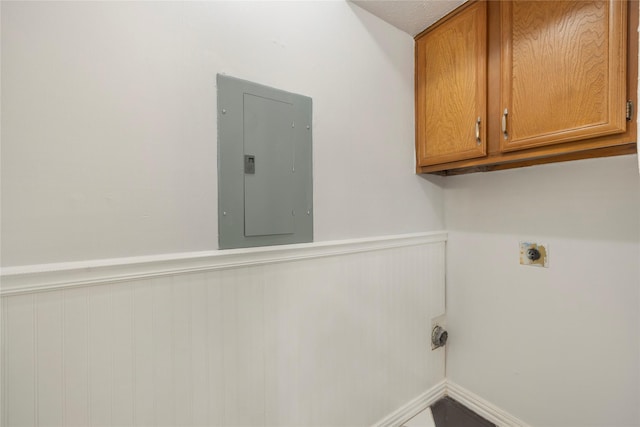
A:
[217, 75, 313, 249]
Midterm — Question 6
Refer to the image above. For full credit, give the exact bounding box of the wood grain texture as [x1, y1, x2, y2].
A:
[501, 0, 627, 151]
[418, 142, 637, 175]
[415, 1, 487, 166]
[0, 240, 446, 426]
[417, 0, 638, 175]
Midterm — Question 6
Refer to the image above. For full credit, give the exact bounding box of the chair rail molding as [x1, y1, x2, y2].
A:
[0, 231, 447, 296]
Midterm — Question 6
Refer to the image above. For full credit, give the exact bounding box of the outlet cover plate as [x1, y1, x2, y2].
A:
[519, 241, 548, 267]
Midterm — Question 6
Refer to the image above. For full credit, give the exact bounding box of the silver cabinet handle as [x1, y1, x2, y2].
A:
[475, 117, 481, 145]
[502, 108, 508, 140]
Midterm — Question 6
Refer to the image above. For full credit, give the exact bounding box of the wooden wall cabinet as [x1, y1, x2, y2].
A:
[415, 1, 487, 166]
[415, 0, 638, 175]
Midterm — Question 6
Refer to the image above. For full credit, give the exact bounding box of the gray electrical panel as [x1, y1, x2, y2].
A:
[217, 75, 313, 249]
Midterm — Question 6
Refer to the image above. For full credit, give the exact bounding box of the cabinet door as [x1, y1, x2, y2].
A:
[500, 1, 627, 152]
[415, 1, 487, 166]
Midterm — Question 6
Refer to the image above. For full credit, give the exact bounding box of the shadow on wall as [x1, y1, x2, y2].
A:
[346, 1, 415, 78]
[442, 155, 640, 243]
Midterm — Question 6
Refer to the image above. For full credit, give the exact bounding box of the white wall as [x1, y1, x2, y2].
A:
[1, 237, 446, 427]
[0, 1, 444, 267]
[1, 3, 448, 426]
[5, 2, 639, 426]
[444, 155, 640, 427]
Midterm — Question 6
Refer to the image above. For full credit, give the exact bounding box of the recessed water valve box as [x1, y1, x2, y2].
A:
[519, 242, 548, 267]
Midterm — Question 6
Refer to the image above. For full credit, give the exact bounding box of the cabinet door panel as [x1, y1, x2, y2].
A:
[501, 1, 627, 152]
[415, 1, 487, 166]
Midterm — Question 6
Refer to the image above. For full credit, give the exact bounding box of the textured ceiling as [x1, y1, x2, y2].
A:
[351, 0, 467, 36]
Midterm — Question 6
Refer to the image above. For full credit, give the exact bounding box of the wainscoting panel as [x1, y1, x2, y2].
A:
[1, 233, 446, 426]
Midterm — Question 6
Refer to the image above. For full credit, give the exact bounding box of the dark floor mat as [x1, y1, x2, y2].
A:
[430, 397, 496, 427]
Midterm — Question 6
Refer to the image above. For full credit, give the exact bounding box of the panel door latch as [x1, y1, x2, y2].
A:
[244, 155, 256, 174]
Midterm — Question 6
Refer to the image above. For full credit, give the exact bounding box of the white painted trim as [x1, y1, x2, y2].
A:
[0, 231, 447, 296]
[446, 381, 531, 427]
[371, 380, 447, 427]
[373, 380, 531, 427]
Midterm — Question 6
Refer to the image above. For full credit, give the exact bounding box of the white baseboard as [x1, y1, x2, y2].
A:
[372, 380, 447, 427]
[372, 380, 531, 427]
[446, 381, 531, 427]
